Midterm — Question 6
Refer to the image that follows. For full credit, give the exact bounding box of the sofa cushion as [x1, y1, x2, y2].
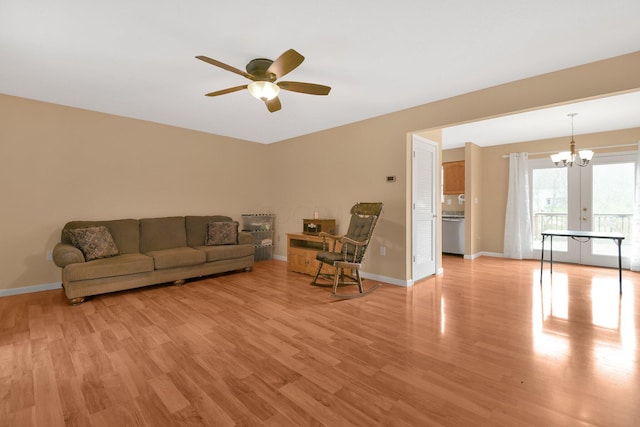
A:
[140, 217, 187, 253]
[205, 221, 239, 246]
[64, 253, 154, 282]
[66, 226, 119, 261]
[185, 215, 233, 247]
[195, 244, 254, 262]
[146, 247, 206, 270]
[63, 219, 140, 254]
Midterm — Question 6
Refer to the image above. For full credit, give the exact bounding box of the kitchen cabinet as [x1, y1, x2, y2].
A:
[443, 161, 465, 195]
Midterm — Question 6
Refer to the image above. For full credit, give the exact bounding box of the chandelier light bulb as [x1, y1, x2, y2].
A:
[579, 150, 594, 161]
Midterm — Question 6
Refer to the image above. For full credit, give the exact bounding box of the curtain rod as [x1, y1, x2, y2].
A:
[500, 143, 638, 158]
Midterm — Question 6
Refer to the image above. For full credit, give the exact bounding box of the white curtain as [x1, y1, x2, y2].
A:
[503, 152, 533, 259]
[631, 141, 640, 271]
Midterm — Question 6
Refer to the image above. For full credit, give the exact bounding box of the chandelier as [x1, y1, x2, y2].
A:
[550, 113, 593, 167]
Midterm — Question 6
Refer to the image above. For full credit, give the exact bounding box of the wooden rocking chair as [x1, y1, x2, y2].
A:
[310, 202, 383, 298]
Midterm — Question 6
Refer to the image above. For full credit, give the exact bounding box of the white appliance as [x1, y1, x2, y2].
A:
[442, 212, 465, 255]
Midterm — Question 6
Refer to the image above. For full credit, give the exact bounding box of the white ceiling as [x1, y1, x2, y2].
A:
[1, 1, 640, 145]
[442, 90, 640, 149]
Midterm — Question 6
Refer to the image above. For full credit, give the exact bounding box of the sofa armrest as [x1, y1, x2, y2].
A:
[238, 231, 254, 245]
[53, 242, 85, 267]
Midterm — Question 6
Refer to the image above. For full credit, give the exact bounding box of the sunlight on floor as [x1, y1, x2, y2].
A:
[532, 271, 636, 383]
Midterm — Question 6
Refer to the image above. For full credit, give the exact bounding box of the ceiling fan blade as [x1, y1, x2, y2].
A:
[205, 85, 248, 97]
[196, 55, 254, 80]
[265, 97, 282, 113]
[267, 49, 304, 79]
[278, 81, 331, 95]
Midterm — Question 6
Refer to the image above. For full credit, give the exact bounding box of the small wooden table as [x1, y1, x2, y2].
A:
[287, 232, 343, 276]
[539, 230, 624, 293]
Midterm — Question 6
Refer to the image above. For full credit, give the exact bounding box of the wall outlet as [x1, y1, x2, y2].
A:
[447, 199, 452, 205]
[380, 246, 386, 256]
[46, 250, 53, 261]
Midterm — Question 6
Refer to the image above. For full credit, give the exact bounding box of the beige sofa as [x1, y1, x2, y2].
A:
[53, 216, 254, 304]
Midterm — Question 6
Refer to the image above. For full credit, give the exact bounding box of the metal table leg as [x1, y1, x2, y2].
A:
[540, 234, 545, 282]
[549, 235, 553, 275]
[616, 237, 622, 294]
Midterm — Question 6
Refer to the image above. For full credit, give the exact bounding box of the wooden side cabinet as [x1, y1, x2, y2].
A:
[443, 160, 465, 194]
[287, 233, 342, 276]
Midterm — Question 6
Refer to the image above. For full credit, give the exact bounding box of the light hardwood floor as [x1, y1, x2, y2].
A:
[1, 256, 639, 426]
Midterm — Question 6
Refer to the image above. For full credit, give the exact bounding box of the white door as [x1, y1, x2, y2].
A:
[412, 135, 437, 280]
[531, 152, 635, 267]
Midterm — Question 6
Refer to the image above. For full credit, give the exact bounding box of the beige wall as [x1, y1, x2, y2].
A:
[0, 95, 271, 290]
[2, 51, 640, 291]
[267, 117, 409, 282]
[271, 52, 640, 282]
[442, 147, 465, 163]
[465, 143, 483, 255]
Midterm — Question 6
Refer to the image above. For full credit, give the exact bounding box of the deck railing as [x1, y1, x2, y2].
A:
[533, 213, 632, 240]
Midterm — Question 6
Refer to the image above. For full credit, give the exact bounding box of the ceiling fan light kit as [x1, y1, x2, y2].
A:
[196, 49, 331, 112]
[247, 81, 280, 100]
[551, 113, 594, 167]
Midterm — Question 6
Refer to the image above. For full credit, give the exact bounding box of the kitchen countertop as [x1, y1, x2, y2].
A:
[442, 210, 465, 218]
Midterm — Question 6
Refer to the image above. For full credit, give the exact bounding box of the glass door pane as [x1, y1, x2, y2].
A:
[532, 167, 569, 252]
[579, 154, 634, 268]
[588, 161, 634, 259]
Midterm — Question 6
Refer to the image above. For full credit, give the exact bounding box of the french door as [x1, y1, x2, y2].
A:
[531, 152, 635, 268]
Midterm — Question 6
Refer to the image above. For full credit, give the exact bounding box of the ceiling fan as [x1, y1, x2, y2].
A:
[196, 49, 331, 113]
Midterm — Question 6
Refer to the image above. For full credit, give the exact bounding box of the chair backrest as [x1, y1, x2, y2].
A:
[344, 202, 383, 262]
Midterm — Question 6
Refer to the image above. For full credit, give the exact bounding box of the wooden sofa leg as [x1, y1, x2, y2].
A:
[173, 279, 186, 286]
[67, 297, 85, 306]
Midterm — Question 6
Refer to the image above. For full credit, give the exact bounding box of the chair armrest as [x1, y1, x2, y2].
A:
[340, 236, 369, 246]
[318, 231, 343, 251]
[318, 231, 342, 240]
[52, 243, 85, 268]
[339, 237, 369, 262]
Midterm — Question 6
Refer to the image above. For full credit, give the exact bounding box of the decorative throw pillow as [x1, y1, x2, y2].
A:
[206, 221, 239, 245]
[67, 226, 119, 261]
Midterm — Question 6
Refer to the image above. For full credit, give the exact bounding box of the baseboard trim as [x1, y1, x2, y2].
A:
[1, 260, 417, 298]
[276, 255, 409, 287]
[361, 271, 410, 287]
[465, 251, 504, 260]
[0, 282, 62, 298]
